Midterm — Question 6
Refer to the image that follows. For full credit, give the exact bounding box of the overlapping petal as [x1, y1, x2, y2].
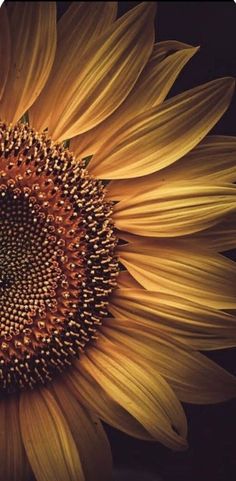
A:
[0, 396, 32, 481]
[0, 2, 56, 124]
[109, 288, 236, 349]
[71, 43, 198, 158]
[89, 78, 235, 179]
[66, 365, 153, 441]
[101, 320, 236, 403]
[117, 239, 236, 308]
[108, 135, 236, 201]
[20, 387, 85, 481]
[79, 344, 188, 450]
[0, 6, 10, 101]
[30, 1, 118, 131]
[113, 183, 236, 237]
[32, 2, 156, 141]
[52, 381, 112, 481]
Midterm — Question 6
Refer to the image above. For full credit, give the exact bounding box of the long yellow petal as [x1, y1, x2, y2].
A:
[101, 320, 236, 404]
[113, 183, 236, 237]
[118, 240, 236, 308]
[187, 213, 236, 252]
[0, 5, 10, 101]
[0, 396, 32, 481]
[108, 135, 236, 201]
[52, 381, 112, 481]
[116, 269, 142, 289]
[41, 2, 156, 141]
[71, 42, 198, 158]
[89, 77, 234, 179]
[66, 364, 153, 441]
[82, 346, 188, 451]
[20, 387, 85, 481]
[109, 288, 236, 346]
[30, 1, 117, 131]
[0, 2, 56, 124]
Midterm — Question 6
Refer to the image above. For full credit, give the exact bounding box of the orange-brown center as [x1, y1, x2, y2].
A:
[0, 123, 118, 393]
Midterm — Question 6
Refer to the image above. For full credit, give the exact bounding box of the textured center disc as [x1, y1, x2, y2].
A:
[0, 123, 118, 393]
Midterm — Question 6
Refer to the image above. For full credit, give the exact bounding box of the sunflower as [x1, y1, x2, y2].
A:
[0, 1, 235, 480]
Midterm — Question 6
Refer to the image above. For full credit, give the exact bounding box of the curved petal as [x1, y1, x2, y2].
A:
[109, 288, 236, 348]
[116, 269, 142, 289]
[88, 77, 235, 179]
[20, 387, 85, 481]
[113, 183, 236, 237]
[71, 43, 198, 158]
[191, 213, 236, 251]
[30, 1, 118, 131]
[117, 240, 236, 308]
[101, 320, 236, 404]
[0, 5, 10, 101]
[66, 364, 154, 442]
[0, 2, 56, 124]
[80, 342, 188, 451]
[41, 2, 156, 141]
[108, 135, 236, 201]
[151, 40, 198, 63]
[52, 381, 112, 481]
[0, 395, 32, 481]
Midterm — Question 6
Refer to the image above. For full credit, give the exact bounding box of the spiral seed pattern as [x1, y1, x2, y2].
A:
[0, 123, 118, 393]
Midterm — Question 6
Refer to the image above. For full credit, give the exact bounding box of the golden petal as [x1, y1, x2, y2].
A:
[89, 77, 235, 179]
[20, 387, 85, 481]
[52, 381, 112, 481]
[113, 183, 236, 237]
[118, 240, 236, 308]
[66, 363, 153, 441]
[101, 320, 236, 403]
[108, 135, 236, 201]
[186, 212, 236, 252]
[71, 42, 198, 159]
[0, 395, 32, 481]
[109, 288, 236, 346]
[30, 1, 118, 131]
[0, 5, 10, 101]
[81, 345, 188, 451]
[116, 269, 142, 289]
[37, 2, 156, 141]
[0, 2, 56, 124]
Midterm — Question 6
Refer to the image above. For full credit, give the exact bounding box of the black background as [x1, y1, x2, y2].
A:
[57, 2, 236, 480]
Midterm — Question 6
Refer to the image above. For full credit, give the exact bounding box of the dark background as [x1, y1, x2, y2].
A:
[57, 2, 236, 480]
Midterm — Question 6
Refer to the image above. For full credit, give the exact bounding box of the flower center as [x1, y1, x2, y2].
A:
[0, 123, 118, 393]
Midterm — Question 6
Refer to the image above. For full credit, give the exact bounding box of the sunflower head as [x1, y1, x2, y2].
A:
[0, 122, 119, 393]
[0, 2, 235, 481]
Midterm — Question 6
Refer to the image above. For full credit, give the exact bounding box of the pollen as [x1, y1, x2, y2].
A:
[0, 123, 118, 393]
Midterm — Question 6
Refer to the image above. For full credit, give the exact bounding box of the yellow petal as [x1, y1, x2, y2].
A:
[20, 387, 85, 481]
[41, 2, 156, 142]
[0, 396, 32, 481]
[188, 213, 236, 252]
[52, 381, 112, 481]
[30, 1, 117, 132]
[113, 183, 236, 237]
[71, 42, 198, 158]
[0, 2, 56, 124]
[66, 364, 153, 441]
[82, 345, 188, 451]
[151, 40, 197, 62]
[89, 77, 235, 179]
[0, 5, 10, 101]
[118, 240, 236, 308]
[108, 135, 236, 201]
[102, 320, 236, 403]
[109, 288, 236, 347]
[116, 269, 142, 289]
